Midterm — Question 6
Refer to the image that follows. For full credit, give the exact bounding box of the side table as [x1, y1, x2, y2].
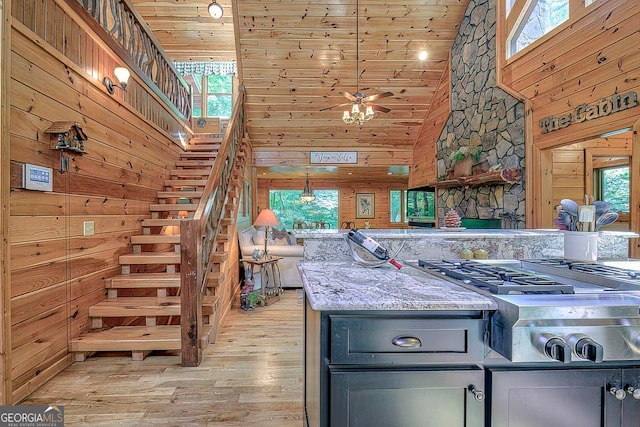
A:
[241, 256, 283, 305]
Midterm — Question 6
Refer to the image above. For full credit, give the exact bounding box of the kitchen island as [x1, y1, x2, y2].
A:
[300, 259, 640, 427]
[299, 261, 495, 427]
[295, 228, 636, 261]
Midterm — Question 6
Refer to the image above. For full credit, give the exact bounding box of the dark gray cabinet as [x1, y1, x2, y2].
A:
[304, 299, 487, 427]
[330, 369, 484, 427]
[490, 368, 640, 427]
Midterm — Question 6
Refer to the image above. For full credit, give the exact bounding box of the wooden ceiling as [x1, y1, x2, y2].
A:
[131, 0, 469, 181]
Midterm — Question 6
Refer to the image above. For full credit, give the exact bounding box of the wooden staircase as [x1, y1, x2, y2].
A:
[71, 135, 245, 362]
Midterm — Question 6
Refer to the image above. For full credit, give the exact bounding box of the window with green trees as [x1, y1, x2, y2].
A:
[390, 189, 436, 223]
[598, 166, 629, 214]
[186, 74, 233, 118]
[269, 190, 339, 229]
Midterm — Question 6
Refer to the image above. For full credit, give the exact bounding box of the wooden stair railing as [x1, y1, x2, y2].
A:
[181, 89, 246, 367]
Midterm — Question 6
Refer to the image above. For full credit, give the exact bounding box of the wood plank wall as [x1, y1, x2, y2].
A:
[257, 178, 409, 230]
[551, 136, 632, 224]
[6, 15, 184, 403]
[500, 0, 640, 238]
[410, 59, 450, 188]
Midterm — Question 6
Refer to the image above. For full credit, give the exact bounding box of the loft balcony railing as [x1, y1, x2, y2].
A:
[73, 0, 192, 121]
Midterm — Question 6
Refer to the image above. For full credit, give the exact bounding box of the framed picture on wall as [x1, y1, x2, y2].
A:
[355, 193, 375, 219]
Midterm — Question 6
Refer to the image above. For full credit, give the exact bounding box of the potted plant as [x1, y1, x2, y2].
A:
[244, 290, 264, 309]
[449, 144, 482, 177]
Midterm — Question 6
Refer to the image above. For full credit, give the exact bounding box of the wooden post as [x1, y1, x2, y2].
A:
[181, 219, 202, 367]
[0, 0, 12, 404]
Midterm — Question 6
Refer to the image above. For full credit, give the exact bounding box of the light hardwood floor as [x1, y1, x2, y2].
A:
[21, 290, 305, 426]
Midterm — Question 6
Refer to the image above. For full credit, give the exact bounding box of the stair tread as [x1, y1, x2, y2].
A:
[157, 191, 203, 198]
[89, 296, 218, 317]
[184, 144, 221, 151]
[142, 219, 183, 227]
[130, 235, 180, 244]
[108, 273, 181, 288]
[164, 179, 207, 187]
[71, 325, 181, 351]
[119, 252, 181, 264]
[170, 170, 211, 176]
[176, 160, 216, 167]
[180, 152, 218, 159]
[149, 203, 198, 211]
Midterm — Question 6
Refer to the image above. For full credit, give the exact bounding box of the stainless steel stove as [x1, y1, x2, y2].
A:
[415, 259, 640, 364]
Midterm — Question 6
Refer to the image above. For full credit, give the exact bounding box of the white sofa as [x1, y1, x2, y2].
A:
[237, 226, 304, 288]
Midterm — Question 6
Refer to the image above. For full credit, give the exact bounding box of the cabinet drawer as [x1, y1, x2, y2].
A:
[330, 317, 484, 365]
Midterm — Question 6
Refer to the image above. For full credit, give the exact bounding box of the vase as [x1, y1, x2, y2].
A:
[453, 156, 473, 177]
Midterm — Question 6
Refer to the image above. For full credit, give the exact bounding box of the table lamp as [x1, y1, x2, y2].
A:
[253, 209, 280, 259]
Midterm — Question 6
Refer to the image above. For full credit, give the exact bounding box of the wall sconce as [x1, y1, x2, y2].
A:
[103, 67, 130, 94]
[208, 1, 223, 19]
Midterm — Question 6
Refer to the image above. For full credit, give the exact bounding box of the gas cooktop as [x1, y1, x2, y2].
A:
[417, 259, 575, 295]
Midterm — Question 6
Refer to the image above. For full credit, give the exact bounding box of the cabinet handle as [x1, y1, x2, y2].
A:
[468, 385, 485, 401]
[608, 385, 627, 401]
[391, 336, 422, 348]
[626, 386, 640, 400]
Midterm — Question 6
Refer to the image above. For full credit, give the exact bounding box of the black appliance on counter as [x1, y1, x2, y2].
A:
[413, 259, 640, 427]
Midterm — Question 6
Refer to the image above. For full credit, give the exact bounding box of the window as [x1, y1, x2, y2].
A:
[184, 74, 233, 119]
[269, 190, 339, 229]
[508, 0, 569, 57]
[597, 166, 629, 213]
[390, 190, 404, 223]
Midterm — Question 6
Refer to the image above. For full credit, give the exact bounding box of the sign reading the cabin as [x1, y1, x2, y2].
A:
[310, 151, 357, 164]
[539, 92, 638, 134]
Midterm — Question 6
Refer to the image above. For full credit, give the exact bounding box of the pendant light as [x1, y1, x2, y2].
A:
[300, 173, 316, 203]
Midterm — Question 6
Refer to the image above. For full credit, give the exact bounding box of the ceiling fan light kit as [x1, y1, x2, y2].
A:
[321, 0, 393, 124]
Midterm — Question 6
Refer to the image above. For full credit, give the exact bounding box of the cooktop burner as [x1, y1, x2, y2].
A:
[524, 258, 640, 280]
[417, 260, 575, 295]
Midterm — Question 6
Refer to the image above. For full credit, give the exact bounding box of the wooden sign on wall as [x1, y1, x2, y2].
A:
[539, 92, 638, 134]
[310, 151, 357, 164]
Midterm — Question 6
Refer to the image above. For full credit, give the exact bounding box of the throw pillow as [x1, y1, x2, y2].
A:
[270, 237, 289, 246]
[271, 227, 291, 245]
[252, 229, 266, 245]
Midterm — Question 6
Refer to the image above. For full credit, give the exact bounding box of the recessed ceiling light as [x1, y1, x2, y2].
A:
[387, 172, 393, 175]
[418, 50, 428, 61]
[208, 1, 223, 19]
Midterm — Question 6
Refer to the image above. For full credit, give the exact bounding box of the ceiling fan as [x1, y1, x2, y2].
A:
[320, 0, 393, 123]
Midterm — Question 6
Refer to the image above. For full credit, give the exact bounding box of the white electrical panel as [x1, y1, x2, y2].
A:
[22, 163, 53, 192]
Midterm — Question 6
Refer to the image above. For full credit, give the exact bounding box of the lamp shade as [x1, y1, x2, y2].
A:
[114, 67, 130, 85]
[253, 209, 279, 228]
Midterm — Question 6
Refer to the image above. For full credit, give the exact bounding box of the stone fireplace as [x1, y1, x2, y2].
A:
[436, 0, 526, 229]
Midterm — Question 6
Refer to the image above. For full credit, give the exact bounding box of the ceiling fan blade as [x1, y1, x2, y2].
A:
[319, 102, 352, 111]
[367, 103, 391, 113]
[362, 92, 394, 102]
[340, 91, 358, 101]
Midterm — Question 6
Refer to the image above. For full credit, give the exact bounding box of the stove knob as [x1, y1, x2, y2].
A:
[535, 334, 571, 363]
[567, 334, 604, 363]
[608, 385, 627, 401]
[625, 386, 640, 400]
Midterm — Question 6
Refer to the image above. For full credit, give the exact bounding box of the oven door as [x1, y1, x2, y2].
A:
[489, 368, 623, 427]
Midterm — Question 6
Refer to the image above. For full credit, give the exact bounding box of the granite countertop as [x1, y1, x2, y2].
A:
[293, 229, 638, 239]
[298, 261, 497, 311]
